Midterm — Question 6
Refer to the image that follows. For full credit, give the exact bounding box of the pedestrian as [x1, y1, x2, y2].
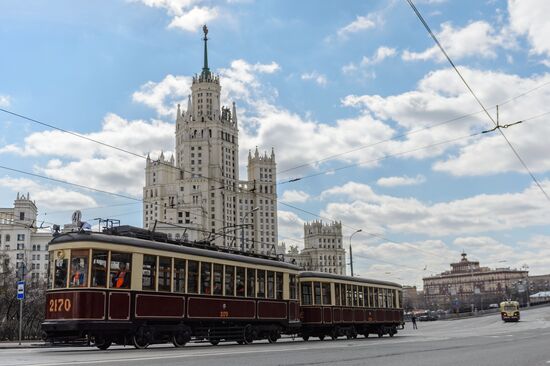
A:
[411, 314, 418, 329]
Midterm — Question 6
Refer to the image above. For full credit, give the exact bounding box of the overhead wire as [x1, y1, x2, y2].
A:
[406, 0, 550, 202]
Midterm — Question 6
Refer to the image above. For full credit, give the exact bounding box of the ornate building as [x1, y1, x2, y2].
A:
[423, 253, 528, 311]
[0, 193, 50, 282]
[286, 221, 346, 274]
[143, 26, 280, 255]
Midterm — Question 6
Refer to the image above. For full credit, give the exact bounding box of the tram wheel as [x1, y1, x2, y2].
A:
[94, 335, 112, 350]
[318, 335, 325, 341]
[389, 332, 394, 337]
[210, 339, 220, 346]
[172, 330, 190, 348]
[378, 331, 384, 338]
[364, 333, 369, 338]
[302, 335, 310, 342]
[237, 340, 244, 345]
[243, 324, 255, 345]
[133, 327, 151, 349]
[268, 330, 279, 344]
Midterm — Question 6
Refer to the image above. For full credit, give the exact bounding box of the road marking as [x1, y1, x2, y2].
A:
[17, 339, 424, 366]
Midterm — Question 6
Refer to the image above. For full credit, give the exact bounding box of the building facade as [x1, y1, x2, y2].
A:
[285, 221, 346, 275]
[423, 253, 528, 311]
[0, 193, 50, 282]
[142, 26, 280, 255]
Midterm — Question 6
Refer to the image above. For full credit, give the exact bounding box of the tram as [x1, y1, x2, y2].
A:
[42, 227, 301, 349]
[298, 272, 403, 340]
[500, 300, 520, 322]
[42, 226, 404, 349]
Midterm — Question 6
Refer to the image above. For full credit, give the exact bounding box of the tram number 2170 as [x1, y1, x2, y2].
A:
[49, 298, 72, 313]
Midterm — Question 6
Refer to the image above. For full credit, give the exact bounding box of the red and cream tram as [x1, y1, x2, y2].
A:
[42, 228, 301, 349]
[298, 272, 403, 340]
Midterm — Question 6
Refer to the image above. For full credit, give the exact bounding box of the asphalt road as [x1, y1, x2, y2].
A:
[2, 306, 550, 366]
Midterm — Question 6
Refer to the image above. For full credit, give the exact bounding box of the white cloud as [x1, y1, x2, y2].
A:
[320, 180, 550, 237]
[133, 0, 218, 32]
[343, 46, 396, 77]
[402, 21, 508, 62]
[132, 74, 192, 117]
[168, 6, 219, 32]
[377, 174, 426, 187]
[281, 190, 310, 203]
[0, 95, 10, 108]
[277, 210, 305, 250]
[300, 71, 327, 86]
[342, 67, 550, 175]
[0, 113, 174, 196]
[509, 0, 550, 59]
[335, 13, 382, 40]
[0, 177, 97, 211]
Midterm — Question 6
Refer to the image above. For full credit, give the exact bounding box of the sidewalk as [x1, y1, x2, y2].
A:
[0, 341, 46, 349]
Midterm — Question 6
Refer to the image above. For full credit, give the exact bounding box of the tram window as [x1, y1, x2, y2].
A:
[301, 282, 312, 305]
[369, 287, 375, 307]
[334, 283, 341, 306]
[276, 272, 283, 300]
[236, 267, 245, 297]
[213, 264, 223, 295]
[142, 255, 157, 291]
[187, 260, 199, 294]
[379, 289, 384, 308]
[289, 274, 297, 300]
[69, 249, 89, 287]
[225, 266, 235, 296]
[201, 262, 212, 295]
[257, 270, 266, 298]
[91, 250, 107, 288]
[174, 259, 186, 293]
[322, 283, 331, 305]
[313, 282, 321, 305]
[384, 289, 389, 308]
[158, 256, 171, 292]
[247, 268, 255, 297]
[358, 286, 364, 307]
[353, 286, 358, 307]
[363, 287, 369, 307]
[110, 252, 131, 289]
[54, 255, 68, 289]
[374, 288, 380, 307]
[267, 271, 275, 299]
[346, 285, 352, 307]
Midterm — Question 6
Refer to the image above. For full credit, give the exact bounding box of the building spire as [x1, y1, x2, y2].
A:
[201, 24, 210, 79]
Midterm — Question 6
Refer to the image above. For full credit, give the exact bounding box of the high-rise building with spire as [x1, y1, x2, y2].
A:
[143, 26, 280, 255]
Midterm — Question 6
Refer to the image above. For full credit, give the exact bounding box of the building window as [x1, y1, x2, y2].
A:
[19, 212, 25, 220]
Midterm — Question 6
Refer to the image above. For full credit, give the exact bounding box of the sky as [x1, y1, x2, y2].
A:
[1, 0, 550, 288]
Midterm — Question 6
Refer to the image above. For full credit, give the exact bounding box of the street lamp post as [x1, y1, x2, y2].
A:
[241, 207, 259, 252]
[349, 229, 362, 277]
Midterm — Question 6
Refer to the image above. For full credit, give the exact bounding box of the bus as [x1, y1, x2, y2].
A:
[499, 301, 520, 322]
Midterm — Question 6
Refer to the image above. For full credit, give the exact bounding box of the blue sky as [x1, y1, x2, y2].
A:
[2, 0, 550, 286]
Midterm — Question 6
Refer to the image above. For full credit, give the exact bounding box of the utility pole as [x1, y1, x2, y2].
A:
[241, 207, 259, 252]
[17, 262, 26, 345]
[349, 229, 362, 277]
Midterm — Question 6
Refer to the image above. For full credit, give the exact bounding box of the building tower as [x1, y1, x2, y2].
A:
[143, 26, 279, 255]
[285, 221, 346, 274]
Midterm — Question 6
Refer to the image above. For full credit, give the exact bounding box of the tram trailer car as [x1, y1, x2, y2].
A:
[298, 272, 404, 340]
[42, 230, 301, 349]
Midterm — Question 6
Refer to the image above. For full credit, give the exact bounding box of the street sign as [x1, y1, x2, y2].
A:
[17, 281, 25, 300]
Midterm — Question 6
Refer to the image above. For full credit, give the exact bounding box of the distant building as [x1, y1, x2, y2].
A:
[423, 253, 528, 311]
[402, 285, 423, 310]
[528, 274, 550, 294]
[285, 221, 346, 275]
[142, 26, 281, 255]
[0, 193, 50, 283]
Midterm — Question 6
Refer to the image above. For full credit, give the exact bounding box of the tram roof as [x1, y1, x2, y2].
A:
[299, 271, 402, 288]
[49, 231, 301, 271]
